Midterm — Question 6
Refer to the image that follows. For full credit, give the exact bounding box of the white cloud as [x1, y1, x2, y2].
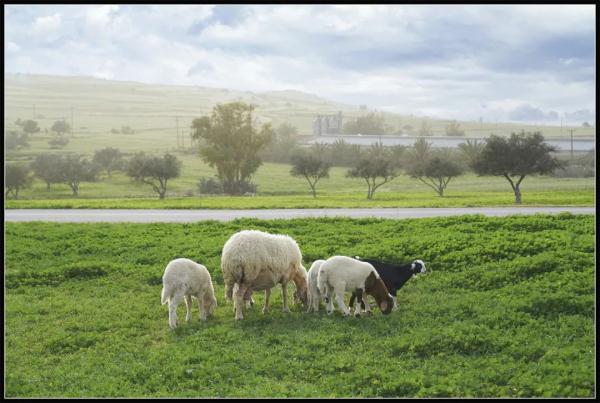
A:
[3, 5, 595, 124]
[32, 12, 61, 35]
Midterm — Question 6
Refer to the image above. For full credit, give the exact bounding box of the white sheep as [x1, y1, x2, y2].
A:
[221, 229, 308, 320]
[161, 258, 218, 329]
[306, 259, 326, 313]
[317, 255, 393, 317]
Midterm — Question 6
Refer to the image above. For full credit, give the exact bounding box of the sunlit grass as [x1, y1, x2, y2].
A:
[5, 215, 595, 397]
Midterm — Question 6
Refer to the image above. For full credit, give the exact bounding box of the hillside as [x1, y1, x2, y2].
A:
[4, 73, 594, 156]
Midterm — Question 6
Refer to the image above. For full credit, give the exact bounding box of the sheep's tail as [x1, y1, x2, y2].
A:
[161, 284, 171, 305]
[222, 262, 241, 302]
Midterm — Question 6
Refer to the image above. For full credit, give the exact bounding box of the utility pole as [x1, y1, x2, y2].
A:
[569, 128, 575, 159]
[176, 116, 180, 150]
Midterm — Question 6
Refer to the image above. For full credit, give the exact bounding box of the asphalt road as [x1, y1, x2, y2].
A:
[4, 207, 595, 223]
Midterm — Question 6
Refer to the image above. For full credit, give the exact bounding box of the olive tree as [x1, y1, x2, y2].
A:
[126, 152, 181, 199]
[5, 164, 32, 199]
[59, 155, 101, 196]
[472, 132, 565, 204]
[347, 142, 400, 199]
[30, 154, 64, 190]
[93, 147, 124, 177]
[290, 148, 331, 198]
[406, 151, 465, 196]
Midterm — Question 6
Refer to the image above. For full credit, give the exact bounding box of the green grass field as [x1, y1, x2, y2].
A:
[5, 215, 595, 397]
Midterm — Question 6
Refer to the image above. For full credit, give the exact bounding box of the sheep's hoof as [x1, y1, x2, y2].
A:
[355, 313, 361, 318]
[366, 311, 373, 316]
[326, 310, 333, 315]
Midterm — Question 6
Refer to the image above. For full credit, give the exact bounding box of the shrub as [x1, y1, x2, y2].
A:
[197, 177, 224, 195]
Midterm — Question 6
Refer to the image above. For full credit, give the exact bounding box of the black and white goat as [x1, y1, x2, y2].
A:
[350, 257, 427, 312]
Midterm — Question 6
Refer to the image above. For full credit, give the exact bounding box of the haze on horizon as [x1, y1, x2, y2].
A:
[4, 4, 596, 125]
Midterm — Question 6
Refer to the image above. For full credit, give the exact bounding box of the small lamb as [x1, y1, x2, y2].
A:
[318, 255, 393, 317]
[161, 258, 218, 329]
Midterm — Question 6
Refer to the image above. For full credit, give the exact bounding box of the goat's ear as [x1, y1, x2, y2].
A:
[364, 272, 377, 291]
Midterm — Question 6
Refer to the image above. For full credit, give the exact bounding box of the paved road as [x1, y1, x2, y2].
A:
[4, 207, 595, 223]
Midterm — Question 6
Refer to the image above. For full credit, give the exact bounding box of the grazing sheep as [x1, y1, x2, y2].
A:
[351, 257, 427, 311]
[221, 230, 308, 320]
[161, 258, 218, 329]
[317, 255, 393, 317]
[306, 259, 326, 313]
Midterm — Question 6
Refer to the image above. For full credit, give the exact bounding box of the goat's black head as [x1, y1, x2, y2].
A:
[412, 259, 427, 275]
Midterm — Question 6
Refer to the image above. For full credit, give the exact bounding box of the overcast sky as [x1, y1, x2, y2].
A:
[4, 4, 596, 124]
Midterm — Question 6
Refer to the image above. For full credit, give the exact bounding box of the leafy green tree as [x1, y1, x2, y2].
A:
[457, 138, 486, 168]
[191, 102, 273, 195]
[5, 130, 29, 150]
[472, 132, 565, 204]
[406, 152, 465, 196]
[445, 120, 465, 136]
[343, 112, 387, 135]
[5, 164, 32, 199]
[59, 155, 101, 196]
[290, 148, 331, 198]
[126, 152, 181, 199]
[51, 120, 71, 136]
[30, 154, 64, 190]
[346, 142, 400, 199]
[16, 119, 40, 137]
[93, 147, 124, 177]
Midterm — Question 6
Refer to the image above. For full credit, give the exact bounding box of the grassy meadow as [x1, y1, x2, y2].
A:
[5, 73, 595, 138]
[4, 214, 596, 397]
[4, 136, 596, 208]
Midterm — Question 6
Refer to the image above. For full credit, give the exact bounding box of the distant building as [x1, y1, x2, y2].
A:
[313, 111, 343, 136]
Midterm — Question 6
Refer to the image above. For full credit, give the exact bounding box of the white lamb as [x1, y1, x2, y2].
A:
[306, 259, 326, 313]
[221, 229, 308, 320]
[161, 258, 218, 329]
[317, 255, 393, 317]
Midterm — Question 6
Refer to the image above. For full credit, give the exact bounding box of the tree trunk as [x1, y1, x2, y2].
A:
[514, 184, 522, 204]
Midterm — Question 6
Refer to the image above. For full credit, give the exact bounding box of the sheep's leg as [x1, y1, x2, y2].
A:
[312, 290, 320, 313]
[243, 288, 255, 308]
[184, 295, 193, 323]
[349, 292, 356, 311]
[334, 288, 351, 317]
[263, 288, 271, 314]
[363, 296, 372, 315]
[281, 282, 291, 313]
[392, 295, 398, 311]
[354, 289, 364, 317]
[168, 292, 184, 329]
[197, 292, 207, 321]
[234, 284, 247, 321]
[325, 286, 335, 315]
